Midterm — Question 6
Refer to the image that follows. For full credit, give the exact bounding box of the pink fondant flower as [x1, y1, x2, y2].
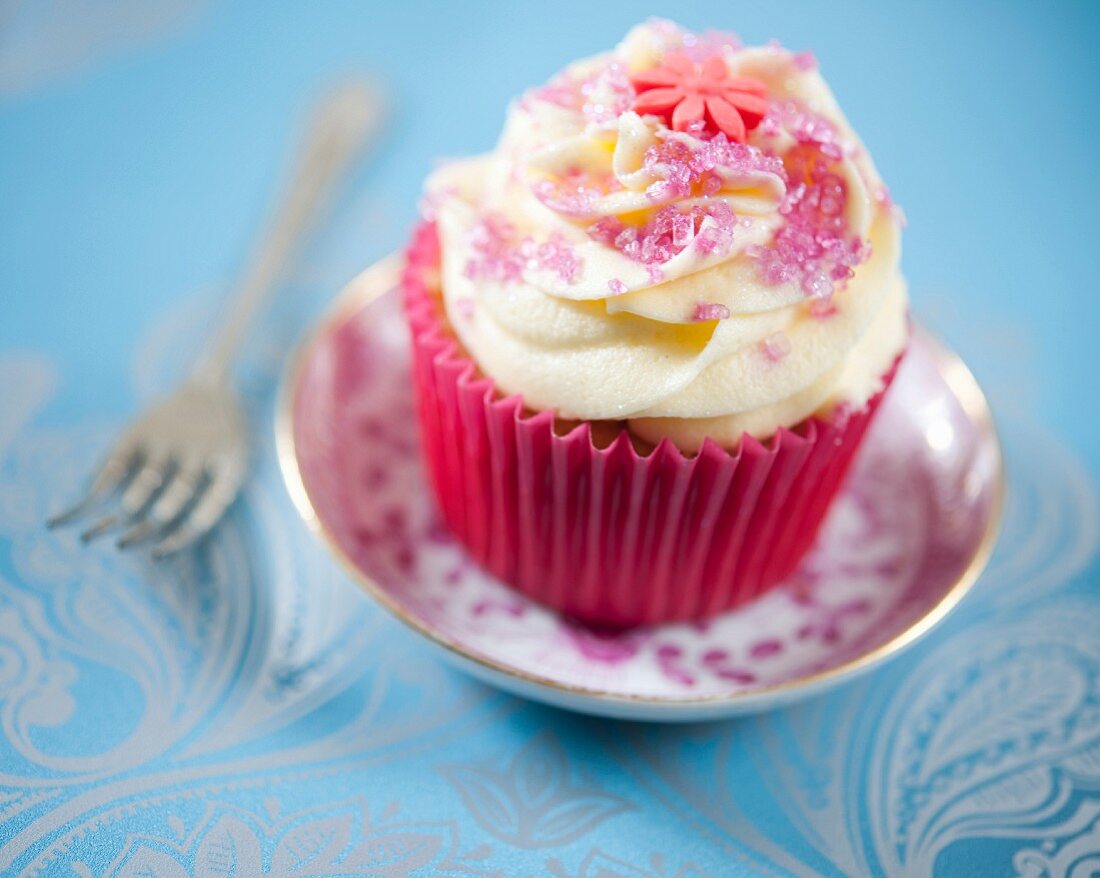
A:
[630, 53, 768, 143]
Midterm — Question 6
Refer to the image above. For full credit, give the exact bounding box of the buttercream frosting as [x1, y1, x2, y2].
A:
[424, 20, 907, 450]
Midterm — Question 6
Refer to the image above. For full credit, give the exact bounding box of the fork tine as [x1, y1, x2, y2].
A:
[149, 524, 203, 560]
[80, 513, 127, 543]
[47, 447, 139, 528]
[151, 473, 238, 559]
[82, 456, 175, 544]
[120, 456, 174, 515]
[117, 465, 206, 549]
[115, 518, 162, 550]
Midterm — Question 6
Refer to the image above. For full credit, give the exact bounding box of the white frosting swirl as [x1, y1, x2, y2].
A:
[425, 21, 907, 450]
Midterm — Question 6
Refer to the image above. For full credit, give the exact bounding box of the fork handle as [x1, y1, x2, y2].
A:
[192, 80, 384, 385]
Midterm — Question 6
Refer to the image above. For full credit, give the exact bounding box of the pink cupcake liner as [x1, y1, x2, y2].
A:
[402, 222, 904, 627]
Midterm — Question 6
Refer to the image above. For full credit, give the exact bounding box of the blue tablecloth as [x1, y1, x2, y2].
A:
[2, 3, 1098, 875]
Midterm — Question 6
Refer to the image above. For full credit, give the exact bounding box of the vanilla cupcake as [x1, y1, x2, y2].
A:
[403, 20, 907, 626]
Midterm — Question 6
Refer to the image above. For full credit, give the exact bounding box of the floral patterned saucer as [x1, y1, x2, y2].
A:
[277, 264, 1002, 722]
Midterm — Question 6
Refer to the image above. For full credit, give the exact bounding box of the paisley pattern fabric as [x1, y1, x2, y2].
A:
[1, 3, 1097, 875]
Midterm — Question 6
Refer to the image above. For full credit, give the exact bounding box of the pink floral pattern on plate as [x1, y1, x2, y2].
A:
[289, 290, 1000, 708]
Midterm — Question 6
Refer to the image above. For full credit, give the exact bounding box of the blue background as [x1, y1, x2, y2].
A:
[1, 2, 1098, 876]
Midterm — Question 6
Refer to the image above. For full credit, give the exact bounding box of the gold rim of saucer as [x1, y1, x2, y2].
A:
[275, 255, 1005, 709]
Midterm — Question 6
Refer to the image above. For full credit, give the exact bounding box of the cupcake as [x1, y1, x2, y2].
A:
[403, 20, 908, 627]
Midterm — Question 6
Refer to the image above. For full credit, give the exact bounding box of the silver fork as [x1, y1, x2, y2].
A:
[48, 80, 384, 558]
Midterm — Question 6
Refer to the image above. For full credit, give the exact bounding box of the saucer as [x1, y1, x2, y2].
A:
[277, 261, 1003, 722]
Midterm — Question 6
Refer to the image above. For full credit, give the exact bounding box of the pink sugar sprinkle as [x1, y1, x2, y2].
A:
[793, 50, 818, 71]
[642, 132, 786, 203]
[535, 233, 582, 284]
[534, 178, 597, 216]
[810, 299, 838, 320]
[761, 331, 792, 361]
[759, 100, 844, 161]
[582, 61, 634, 123]
[532, 59, 633, 124]
[692, 302, 731, 322]
[750, 140, 871, 298]
[455, 297, 475, 320]
[646, 18, 742, 60]
[464, 215, 583, 285]
[607, 278, 628, 295]
[533, 168, 622, 217]
[587, 216, 622, 246]
[694, 203, 737, 255]
[679, 26, 743, 60]
[588, 201, 739, 268]
[464, 214, 525, 283]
